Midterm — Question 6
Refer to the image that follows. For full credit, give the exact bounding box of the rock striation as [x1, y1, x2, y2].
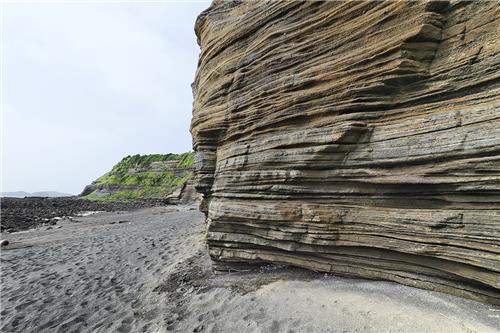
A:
[191, 1, 500, 304]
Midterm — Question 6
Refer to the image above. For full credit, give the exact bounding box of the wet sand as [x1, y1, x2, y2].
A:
[1, 206, 499, 332]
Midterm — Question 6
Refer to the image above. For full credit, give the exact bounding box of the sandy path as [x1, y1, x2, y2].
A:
[1, 206, 204, 332]
[1, 206, 499, 333]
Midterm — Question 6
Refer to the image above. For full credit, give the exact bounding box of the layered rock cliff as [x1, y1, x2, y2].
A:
[81, 153, 198, 203]
[191, 1, 500, 304]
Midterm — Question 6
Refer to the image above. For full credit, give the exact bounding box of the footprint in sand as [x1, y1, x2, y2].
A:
[7, 295, 20, 303]
[91, 321, 104, 331]
[131, 300, 141, 309]
[43, 297, 54, 304]
[14, 299, 36, 311]
[114, 285, 125, 294]
[116, 323, 132, 333]
[56, 314, 87, 333]
[104, 304, 114, 312]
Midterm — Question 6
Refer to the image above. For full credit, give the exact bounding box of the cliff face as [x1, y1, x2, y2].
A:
[81, 153, 198, 203]
[191, 1, 500, 304]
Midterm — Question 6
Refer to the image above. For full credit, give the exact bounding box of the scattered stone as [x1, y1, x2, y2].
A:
[0, 239, 9, 247]
[0, 197, 170, 233]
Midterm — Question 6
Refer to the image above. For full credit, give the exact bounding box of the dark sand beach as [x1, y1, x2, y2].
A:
[1, 205, 499, 332]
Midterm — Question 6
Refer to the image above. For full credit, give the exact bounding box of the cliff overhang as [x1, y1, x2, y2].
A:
[191, 1, 500, 304]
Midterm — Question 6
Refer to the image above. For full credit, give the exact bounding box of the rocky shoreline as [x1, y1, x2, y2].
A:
[0, 197, 168, 233]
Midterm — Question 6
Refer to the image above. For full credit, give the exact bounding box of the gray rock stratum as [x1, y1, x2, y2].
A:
[190, 0, 500, 304]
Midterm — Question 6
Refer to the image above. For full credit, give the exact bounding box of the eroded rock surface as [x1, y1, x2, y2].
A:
[191, 0, 500, 304]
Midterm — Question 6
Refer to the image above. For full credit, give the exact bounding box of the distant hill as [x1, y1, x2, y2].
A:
[80, 153, 198, 202]
[1, 191, 73, 198]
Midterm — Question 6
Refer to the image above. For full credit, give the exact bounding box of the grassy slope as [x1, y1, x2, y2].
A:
[84, 153, 194, 201]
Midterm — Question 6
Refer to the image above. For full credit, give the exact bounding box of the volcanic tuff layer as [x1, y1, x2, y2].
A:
[191, 0, 500, 304]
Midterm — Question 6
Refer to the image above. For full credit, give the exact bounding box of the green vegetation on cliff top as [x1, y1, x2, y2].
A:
[83, 152, 194, 201]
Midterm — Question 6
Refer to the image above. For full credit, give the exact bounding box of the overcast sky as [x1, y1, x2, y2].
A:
[1, 1, 209, 194]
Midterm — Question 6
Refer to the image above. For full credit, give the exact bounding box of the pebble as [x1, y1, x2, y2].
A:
[0, 239, 9, 246]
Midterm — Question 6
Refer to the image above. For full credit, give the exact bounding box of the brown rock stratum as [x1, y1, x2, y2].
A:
[191, 0, 500, 304]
